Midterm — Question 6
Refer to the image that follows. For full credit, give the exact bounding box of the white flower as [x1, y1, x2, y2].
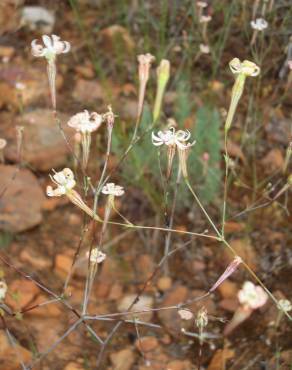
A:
[250, 18, 268, 31]
[151, 127, 176, 146]
[152, 127, 195, 150]
[47, 168, 76, 197]
[238, 281, 268, 310]
[67, 110, 103, 134]
[175, 130, 196, 149]
[0, 281, 7, 301]
[15, 82, 26, 90]
[0, 138, 7, 150]
[87, 248, 106, 264]
[277, 299, 292, 313]
[102, 183, 125, 197]
[200, 44, 210, 54]
[31, 34, 70, 60]
[199, 15, 212, 23]
[229, 58, 260, 77]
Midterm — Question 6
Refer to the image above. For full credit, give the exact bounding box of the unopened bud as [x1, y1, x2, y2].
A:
[153, 60, 171, 123]
[209, 256, 242, 293]
[157, 59, 170, 86]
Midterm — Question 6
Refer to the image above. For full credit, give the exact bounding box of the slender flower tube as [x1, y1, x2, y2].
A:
[252, 0, 260, 19]
[225, 58, 260, 133]
[199, 15, 212, 42]
[95, 106, 116, 191]
[31, 35, 70, 110]
[46, 168, 101, 221]
[82, 248, 106, 315]
[261, 0, 269, 17]
[153, 60, 170, 123]
[137, 54, 155, 123]
[67, 110, 103, 169]
[177, 142, 195, 179]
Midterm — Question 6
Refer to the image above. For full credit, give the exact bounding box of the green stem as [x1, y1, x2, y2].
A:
[221, 130, 229, 237]
[185, 179, 221, 238]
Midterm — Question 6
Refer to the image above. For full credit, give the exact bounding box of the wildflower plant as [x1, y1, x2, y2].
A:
[3, 20, 291, 369]
[34, 49, 292, 370]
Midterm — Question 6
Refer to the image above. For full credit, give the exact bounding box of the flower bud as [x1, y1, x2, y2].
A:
[157, 59, 170, 84]
[153, 60, 171, 123]
[195, 307, 208, 329]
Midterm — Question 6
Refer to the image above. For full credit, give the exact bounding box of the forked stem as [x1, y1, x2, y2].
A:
[184, 177, 292, 321]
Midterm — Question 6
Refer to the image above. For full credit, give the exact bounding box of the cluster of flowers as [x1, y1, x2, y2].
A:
[47, 168, 124, 199]
[29, 32, 292, 329]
